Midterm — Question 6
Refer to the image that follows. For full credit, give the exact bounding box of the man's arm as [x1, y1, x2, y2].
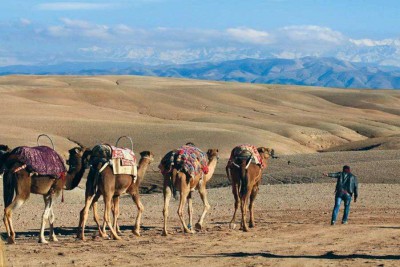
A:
[323, 172, 341, 178]
[353, 176, 358, 202]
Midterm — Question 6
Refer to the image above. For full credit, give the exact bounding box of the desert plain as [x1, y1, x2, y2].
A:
[0, 75, 400, 266]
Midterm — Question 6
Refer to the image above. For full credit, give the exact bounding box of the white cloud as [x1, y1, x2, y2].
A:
[279, 25, 345, 44]
[79, 46, 103, 52]
[226, 27, 273, 44]
[46, 18, 111, 39]
[60, 18, 91, 28]
[349, 38, 400, 47]
[4, 19, 400, 67]
[20, 18, 31, 26]
[37, 2, 115, 11]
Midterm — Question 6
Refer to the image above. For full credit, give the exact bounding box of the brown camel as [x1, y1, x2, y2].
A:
[1, 145, 90, 244]
[77, 150, 154, 241]
[226, 146, 273, 232]
[161, 148, 219, 236]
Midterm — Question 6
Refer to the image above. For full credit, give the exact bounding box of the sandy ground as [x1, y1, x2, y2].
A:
[2, 183, 400, 267]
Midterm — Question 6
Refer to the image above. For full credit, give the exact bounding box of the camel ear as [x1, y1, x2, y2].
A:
[257, 147, 266, 153]
[140, 151, 150, 157]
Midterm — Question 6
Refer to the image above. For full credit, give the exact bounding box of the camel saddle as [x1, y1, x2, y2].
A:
[160, 145, 208, 178]
[229, 144, 266, 169]
[91, 144, 137, 176]
[11, 146, 66, 178]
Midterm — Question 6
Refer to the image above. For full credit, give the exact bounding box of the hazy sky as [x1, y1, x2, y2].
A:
[1, 0, 400, 66]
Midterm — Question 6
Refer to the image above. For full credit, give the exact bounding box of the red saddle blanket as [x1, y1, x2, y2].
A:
[12, 146, 66, 178]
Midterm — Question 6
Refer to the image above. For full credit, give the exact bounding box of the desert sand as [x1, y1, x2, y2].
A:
[0, 75, 400, 266]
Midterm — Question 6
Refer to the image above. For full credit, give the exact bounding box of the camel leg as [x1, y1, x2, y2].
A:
[92, 196, 108, 238]
[39, 195, 52, 243]
[229, 182, 240, 229]
[48, 197, 58, 242]
[131, 193, 144, 237]
[112, 196, 121, 234]
[187, 192, 193, 231]
[4, 196, 26, 244]
[77, 195, 94, 240]
[162, 185, 172, 236]
[103, 194, 121, 240]
[178, 188, 191, 234]
[240, 190, 252, 232]
[195, 184, 210, 231]
[249, 184, 259, 228]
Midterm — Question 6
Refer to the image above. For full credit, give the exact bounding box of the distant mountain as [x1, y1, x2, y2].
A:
[1, 57, 400, 89]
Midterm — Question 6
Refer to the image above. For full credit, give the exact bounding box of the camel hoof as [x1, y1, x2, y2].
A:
[50, 236, 59, 242]
[161, 231, 168, 237]
[133, 230, 141, 237]
[184, 228, 195, 234]
[38, 239, 49, 244]
[99, 232, 108, 238]
[7, 237, 16, 245]
[249, 223, 255, 228]
[243, 227, 249, 232]
[113, 235, 122, 241]
[229, 223, 237, 230]
[195, 222, 203, 230]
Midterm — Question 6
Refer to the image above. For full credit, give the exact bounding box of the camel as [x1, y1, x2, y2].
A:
[161, 148, 219, 236]
[1, 144, 90, 244]
[77, 150, 154, 241]
[226, 146, 273, 232]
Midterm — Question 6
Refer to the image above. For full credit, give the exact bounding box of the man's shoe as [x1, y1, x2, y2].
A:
[342, 221, 348, 225]
[331, 221, 336, 226]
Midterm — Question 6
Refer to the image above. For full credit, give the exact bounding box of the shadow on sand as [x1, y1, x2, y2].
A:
[0, 225, 156, 239]
[188, 251, 400, 261]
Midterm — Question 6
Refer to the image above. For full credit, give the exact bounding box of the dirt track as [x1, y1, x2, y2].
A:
[3, 183, 400, 267]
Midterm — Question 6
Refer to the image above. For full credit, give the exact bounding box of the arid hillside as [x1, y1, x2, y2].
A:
[0, 75, 399, 188]
[0, 75, 399, 154]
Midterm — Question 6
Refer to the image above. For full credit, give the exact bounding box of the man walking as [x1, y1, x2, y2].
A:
[323, 165, 358, 225]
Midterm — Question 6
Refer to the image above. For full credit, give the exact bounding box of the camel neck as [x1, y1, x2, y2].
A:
[136, 158, 151, 184]
[65, 159, 86, 190]
[205, 156, 218, 181]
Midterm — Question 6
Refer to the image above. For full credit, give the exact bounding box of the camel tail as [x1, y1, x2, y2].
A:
[3, 170, 15, 208]
[170, 169, 178, 199]
[239, 159, 248, 197]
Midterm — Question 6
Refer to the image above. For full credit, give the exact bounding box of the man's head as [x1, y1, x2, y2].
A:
[343, 165, 351, 173]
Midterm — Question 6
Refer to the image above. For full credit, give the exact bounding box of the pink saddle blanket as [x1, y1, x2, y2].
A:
[110, 146, 137, 166]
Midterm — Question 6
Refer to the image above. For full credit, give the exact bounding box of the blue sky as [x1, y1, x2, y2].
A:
[1, 0, 400, 66]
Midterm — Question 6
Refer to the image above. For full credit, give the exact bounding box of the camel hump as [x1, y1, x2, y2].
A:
[91, 144, 112, 160]
[11, 146, 66, 178]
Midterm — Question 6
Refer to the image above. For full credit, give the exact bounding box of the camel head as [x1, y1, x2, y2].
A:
[66, 146, 91, 173]
[139, 151, 155, 163]
[257, 147, 275, 161]
[0, 144, 11, 174]
[206, 148, 219, 161]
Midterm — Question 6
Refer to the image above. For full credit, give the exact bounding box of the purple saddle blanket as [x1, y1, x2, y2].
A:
[12, 146, 66, 178]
